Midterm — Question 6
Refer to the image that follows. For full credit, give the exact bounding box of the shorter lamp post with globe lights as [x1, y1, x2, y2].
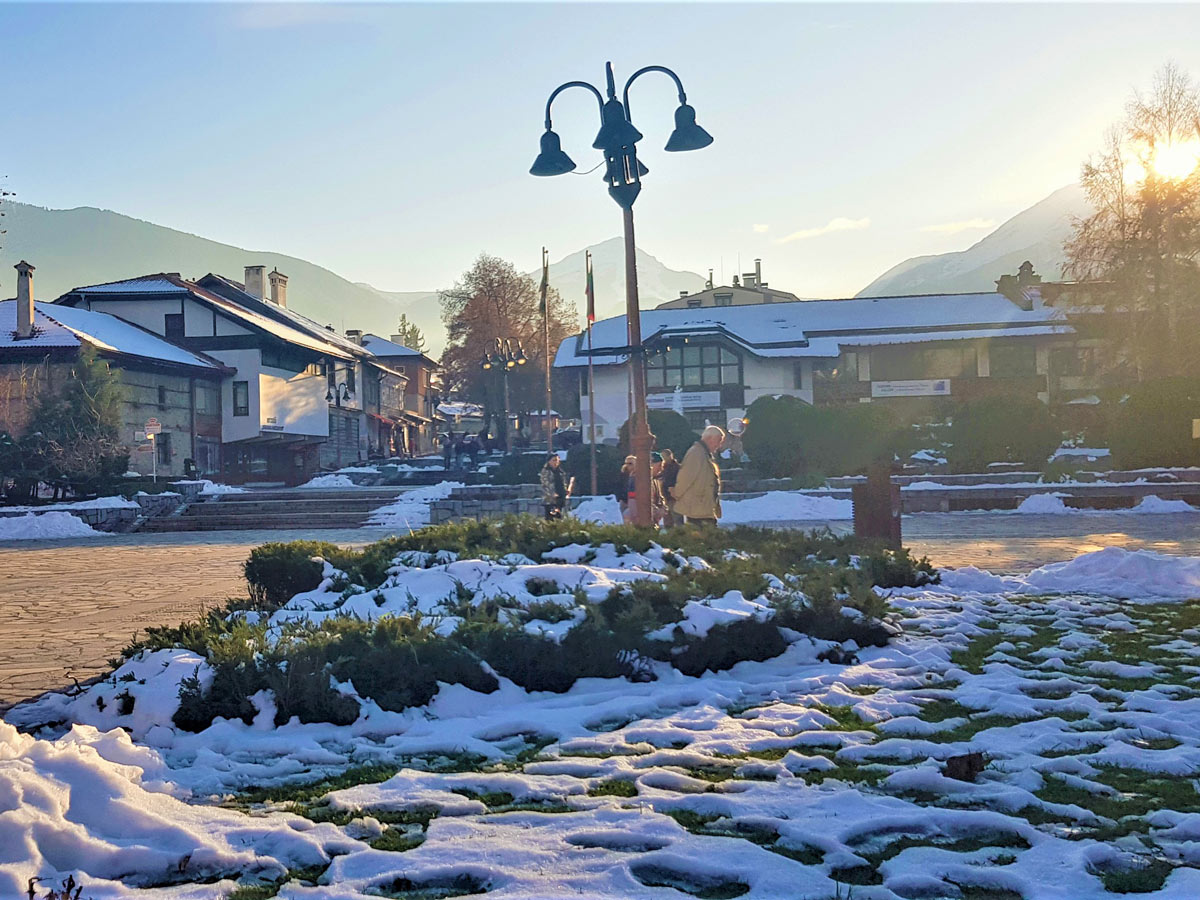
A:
[480, 338, 527, 453]
[530, 61, 712, 526]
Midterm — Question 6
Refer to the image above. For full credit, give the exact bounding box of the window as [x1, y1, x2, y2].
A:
[233, 381, 250, 417]
[345, 365, 356, 394]
[646, 344, 740, 390]
[990, 343, 1037, 378]
[686, 297, 702, 308]
[195, 436, 220, 475]
[157, 385, 168, 409]
[713, 293, 733, 307]
[872, 345, 976, 381]
[1051, 347, 1097, 377]
[164, 314, 184, 341]
[195, 381, 220, 416]
[156, 432, 171, 466]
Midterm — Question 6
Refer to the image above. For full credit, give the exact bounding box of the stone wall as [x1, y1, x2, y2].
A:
[429, 484, 543, 524]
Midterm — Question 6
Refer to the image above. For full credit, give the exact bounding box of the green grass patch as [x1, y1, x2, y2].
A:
[1092, 858, 1176, 893]
[369, 827, 425, 852]
[240, 763, 399, 806]
[951, 633, 1006, 675]
[588, 779, 638, 798]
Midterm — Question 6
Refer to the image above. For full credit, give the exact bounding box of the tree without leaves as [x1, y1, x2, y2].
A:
[1065, 62, 1200, 380]
[393, 313, 427, 353]
[439, 254, 577, 419]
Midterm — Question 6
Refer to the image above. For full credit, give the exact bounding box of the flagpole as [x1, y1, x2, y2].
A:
[540, 247, 553, 457]
[586, 250, 598, 496]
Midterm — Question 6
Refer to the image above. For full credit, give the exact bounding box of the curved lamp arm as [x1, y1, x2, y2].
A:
[622, 65, 687, 123]
[544, 80, 605, 130]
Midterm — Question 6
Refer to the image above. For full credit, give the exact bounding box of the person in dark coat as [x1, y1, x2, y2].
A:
[441, 432, 454, 470]
[658, 448, 682, 526]
[540, 454, 568, 519]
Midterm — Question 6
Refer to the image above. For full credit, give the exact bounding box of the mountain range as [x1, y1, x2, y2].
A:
[856, 184, 1088, 297]
[0, 202, 703, 355]
[0, 185, 1091, 357]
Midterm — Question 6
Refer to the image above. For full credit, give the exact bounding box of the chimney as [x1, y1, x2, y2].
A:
[755, 259, 762, 288]
[345, 329, 364, 345]
[244, 265, 266, 300]
[679, 290, 689, 298]
[268, 268, 288, 308]
[15, 260, 35, 339]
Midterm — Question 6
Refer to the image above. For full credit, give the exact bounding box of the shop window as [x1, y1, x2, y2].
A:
[872, 345, 976, 381]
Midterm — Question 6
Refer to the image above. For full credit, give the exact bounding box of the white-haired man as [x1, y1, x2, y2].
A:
[673, 425, 725, 525]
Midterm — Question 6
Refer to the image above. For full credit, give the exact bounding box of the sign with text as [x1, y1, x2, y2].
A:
[646, 390, 721, 410]
[144, 418, 162, 435]
[871, 379, 951, 398]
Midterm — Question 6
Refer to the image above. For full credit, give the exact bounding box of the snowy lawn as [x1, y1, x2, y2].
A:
[5, 533, 1200, 899]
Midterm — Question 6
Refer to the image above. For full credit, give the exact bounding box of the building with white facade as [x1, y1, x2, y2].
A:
[555, 289, 1075, 440]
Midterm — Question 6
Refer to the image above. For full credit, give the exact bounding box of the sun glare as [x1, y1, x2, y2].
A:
[1151, 139, 1200, 179]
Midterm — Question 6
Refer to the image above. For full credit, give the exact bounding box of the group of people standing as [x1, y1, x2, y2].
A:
[537, 424, 727, 526]
[440, 432, 484, 470]
[621, 424, 726, 527]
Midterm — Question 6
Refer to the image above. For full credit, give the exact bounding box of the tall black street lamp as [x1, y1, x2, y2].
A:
[480, 337, 527, 452]
[531, 61, 712, 526]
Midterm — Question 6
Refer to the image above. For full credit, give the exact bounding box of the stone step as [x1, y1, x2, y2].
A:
[141, 512, 378, 532]
[213, 488, 406, 503]
[185, 498, 397, 516]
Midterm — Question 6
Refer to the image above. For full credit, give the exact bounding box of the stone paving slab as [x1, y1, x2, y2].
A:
[1, 516, 1197, 712]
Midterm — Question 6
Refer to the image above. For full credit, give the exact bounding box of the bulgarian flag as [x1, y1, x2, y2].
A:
[585, 250, 595, 324]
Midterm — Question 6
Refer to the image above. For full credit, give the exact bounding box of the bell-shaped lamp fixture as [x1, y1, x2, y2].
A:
[664, 103, 714, 152]
[592, 98, 643, 151]
[530, 130, 576, 176]
[325, 388, 335, 402]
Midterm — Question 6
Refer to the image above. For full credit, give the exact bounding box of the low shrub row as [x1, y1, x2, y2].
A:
[118, 518, 936, 732]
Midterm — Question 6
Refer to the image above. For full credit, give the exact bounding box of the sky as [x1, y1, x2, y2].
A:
[4, 2, 1200, 298]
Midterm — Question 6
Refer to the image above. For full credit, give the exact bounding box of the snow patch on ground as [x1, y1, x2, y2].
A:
[572, 494, 623, 525]
[367, 481, 466, 529]
[301, 473, 359, 488]
[722, 491, 853, 522]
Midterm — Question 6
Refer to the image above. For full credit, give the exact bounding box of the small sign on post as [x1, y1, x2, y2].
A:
[144, 418, 162, 435]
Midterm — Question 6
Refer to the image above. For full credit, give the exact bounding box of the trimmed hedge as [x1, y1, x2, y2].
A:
[1109, 377, 1200, 469]
[619, 409, 698, 460]
[137, 519, 937, 731]
[944, 396, 1060, 473]
[742, 396, 900, 479]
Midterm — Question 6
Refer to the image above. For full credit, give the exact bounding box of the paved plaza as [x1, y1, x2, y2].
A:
[1, 514, 1197, 712]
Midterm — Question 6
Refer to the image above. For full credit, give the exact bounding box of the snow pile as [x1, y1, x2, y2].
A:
[1014, 492, 1070, 514]
[368, 481, 465, 529]
[648, 589, 772, 640]
[1130, 494, 1198, 513]
[571, 494, 623, 525]
[301, 473, 358, 488]
[722, 490, 853, 523]
[1050, 445, 1111, 461]
[1023, 547, 1200, 600]
[940, 547, 1200, 601]
[1, 495, 139, 513]
[0, 511, 101, 540]
[0, 721, 344, 896]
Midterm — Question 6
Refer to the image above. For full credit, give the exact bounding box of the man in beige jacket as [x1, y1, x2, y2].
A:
[672, 425, 725, 525]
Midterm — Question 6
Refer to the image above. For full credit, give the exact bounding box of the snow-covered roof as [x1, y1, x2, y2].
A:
[555, 292, 1072, 368]
[64, 273, 358, 361]
[0, 300, 224, 371]
[361, 334, 421, 357]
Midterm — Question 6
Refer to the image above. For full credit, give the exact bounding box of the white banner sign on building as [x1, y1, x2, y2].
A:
[871, 379, 951, 398]
[646, 390, 721, 410]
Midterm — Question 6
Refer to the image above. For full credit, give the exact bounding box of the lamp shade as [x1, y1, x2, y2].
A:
[664, 103, 713, 152]
[592, 98, 643, 151]
[530, 130, 576, 177]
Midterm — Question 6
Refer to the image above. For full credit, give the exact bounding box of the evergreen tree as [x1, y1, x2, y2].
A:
[26, 344, 128, 496]
[394, 313, 427, 353]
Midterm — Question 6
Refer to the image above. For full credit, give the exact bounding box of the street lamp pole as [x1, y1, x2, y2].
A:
[480, 338, 527, 453]
[531, 61, 712, 527]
